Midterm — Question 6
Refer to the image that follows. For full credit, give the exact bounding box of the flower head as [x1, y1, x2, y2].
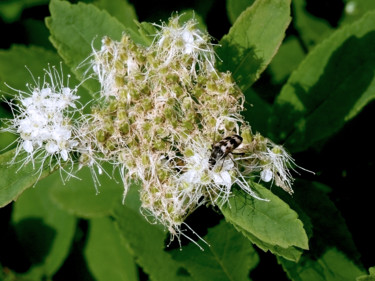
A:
[2, 65, 83, 176]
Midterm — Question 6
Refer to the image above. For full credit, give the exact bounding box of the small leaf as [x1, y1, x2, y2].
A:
[0, 0, 49, 23]
[84, 217, 138, 281]
[292, 0, 333, 50]
[113, 187, 193, 281]
[172, 220, 259, 281]
[233, 223, 303, 262]
[270, 11, 375, 152]
[94, 0, 138, 31]
[12, 174, 76, 280]
[226, 0, 255, 24]
[289, 180, 361, 262]
[217, 0, 291, 91]
[357, 266, 375, 281]
[49, 165, 123, 218]
[0, 149, 52, 208]
[220, 183, 309, 250]
[340, 0, 375, 25]
[268, 36, 306, 84]
[0, 45, 89, 101]
[279, 248, 365, 281]
[242, 88, 272, 134]
[46, 0, 148, 94]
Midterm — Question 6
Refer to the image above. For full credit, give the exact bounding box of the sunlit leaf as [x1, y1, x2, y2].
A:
[85, 217, 138, 281]
[12, 174, 76, 280]
[171, 220, 259, 281]
[270, 11, 375, 152]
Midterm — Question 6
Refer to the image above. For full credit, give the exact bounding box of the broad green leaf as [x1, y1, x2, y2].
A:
[242, 88, 272, 134]
[0, 149, 51, 208]
[0, 45, 90, 104]
[288, 181, 360, 262]
[46, 0, 148, 94]
[113, 187, 193, 281]
[279, 248, 365, 281]
[268, 36, 306, 84]
[233, 223, 303, 262]
[340, 0, 375, 25]
[85, 217, 138, 281]
[292, 0, 333, 50]
[220, 183, 308, 250]
[217, 0, 291, 91]
[49, 166, 123, 218]
[226, 0, 255, 24]
[94, 0, 138, 31]
[270, 11, 375, 152]
[357, 267, 375, 281]
[12, 174, 76, 280]
[171, 220, 258, 281]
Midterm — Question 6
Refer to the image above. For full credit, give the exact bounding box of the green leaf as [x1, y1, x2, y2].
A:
[279, 248, 365, 281]
[226, 0, 255, 24]
[113, 187, 193, 281]
[340, 0, 375, 25]
[46, 0, 148, 94]
[94, 0, 138, 31]
[12, 173, 76, 280]
[0, 45, 91, 104]
[268, 36, 306, 84]
[171, 220, 258, 281]
[217, 0, 291, 91]
[242, 88, 272, 134]
[49, 166, 123, 218]
[0, 0, 49, 23]
[292, 0, 333, 50]
[270, 11, 375, 152]
[219, 183, 308, 250]
[289, 181, 360, 262]
[85, 217, 138, 281]
[0, 149, 52, 208]
[357, 267, 375, 281]
[233, 223, 304, 262]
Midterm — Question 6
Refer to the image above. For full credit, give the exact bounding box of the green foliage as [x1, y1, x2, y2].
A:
[0, 149, 51, 207]
[0, 45, 90, 102]
[113, 187, 194, 281]
[217, 0, 291, 92]
[270, 10, 375, 152]
[171, 220, 259, 281]
[11, 174, 76, 280]
[220, 183, 308, 262]
[49, 165, 123, 218]
[357, 267, 375, 281]
[85, 217, 138, 281]
[292, 0, 333, 50]
[0, 0, 373, 280]
[280, 248, 365, 281]
[226, 0, 255, 24]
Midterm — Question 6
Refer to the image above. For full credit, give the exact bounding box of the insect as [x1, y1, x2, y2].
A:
[209, 134, 243, 169]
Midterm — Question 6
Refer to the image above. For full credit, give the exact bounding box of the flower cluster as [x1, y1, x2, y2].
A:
[87, 16, 297, 236]
[1, 16, 300, 240]
[2, 66, 84, 176]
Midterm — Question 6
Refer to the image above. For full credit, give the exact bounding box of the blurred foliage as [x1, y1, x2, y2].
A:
[1, 0, 375, 280]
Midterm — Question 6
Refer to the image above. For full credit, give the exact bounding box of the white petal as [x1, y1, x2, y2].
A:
[60, 149, 68, 161]
[261, 169, 273, 182]
[45, 141, 58, 154]
[22, 140, 33, 153]
[213, 171, 232, 188]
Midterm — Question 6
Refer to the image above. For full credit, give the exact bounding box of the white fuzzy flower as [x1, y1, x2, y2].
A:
[153, 15, 216, 75]
[2, 65, 83, 173]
